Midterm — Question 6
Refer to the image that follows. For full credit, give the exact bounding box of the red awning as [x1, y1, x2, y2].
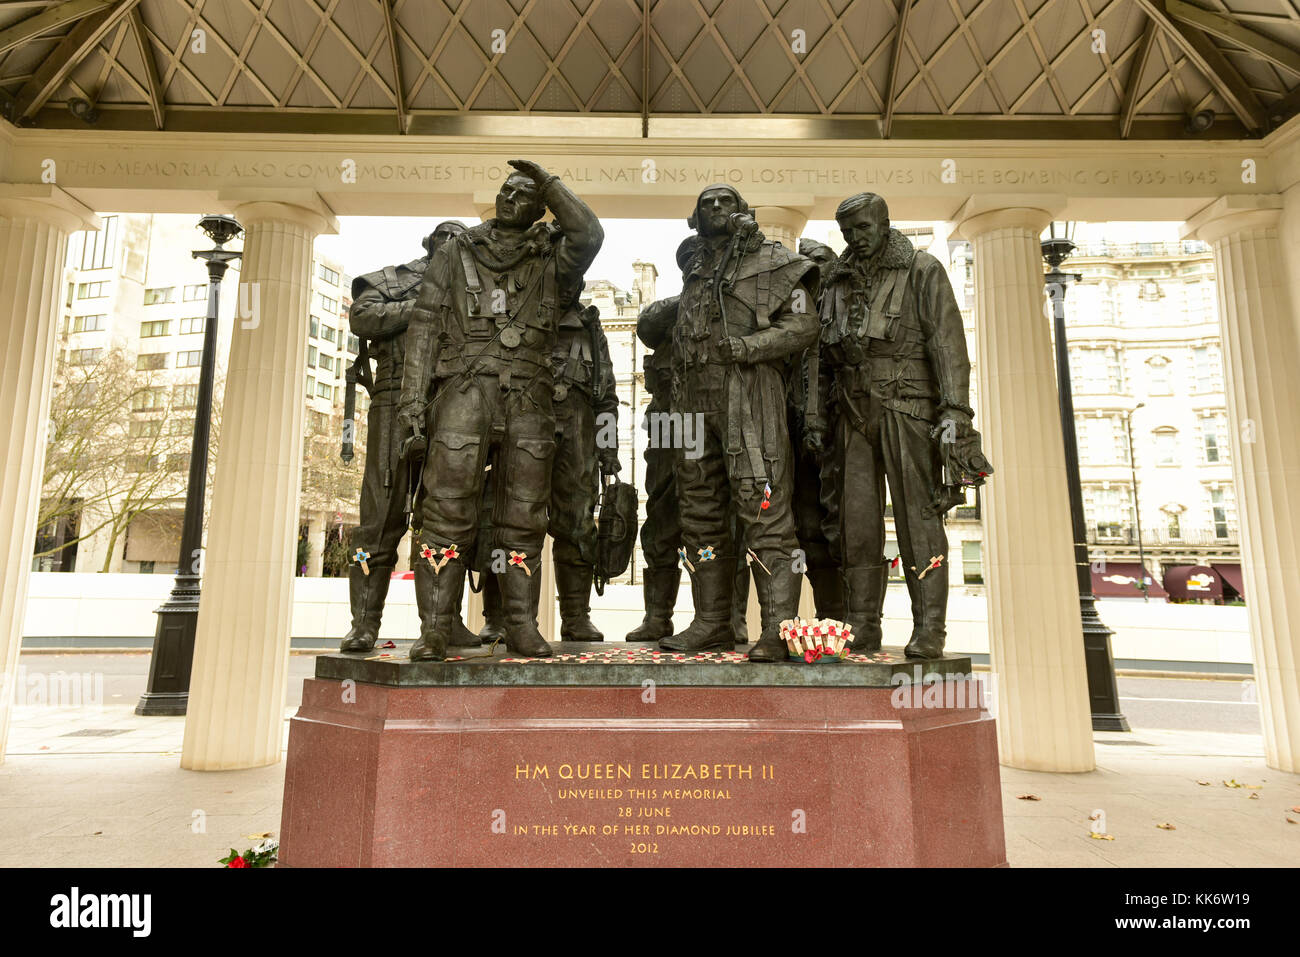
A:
[1213, 563, 1245, 598]
[1091, 562, 1168, 598]
[1162, 565, 1223, 601]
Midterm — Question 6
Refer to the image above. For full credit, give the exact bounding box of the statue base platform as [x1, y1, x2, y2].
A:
[278, 642, 1006, 867]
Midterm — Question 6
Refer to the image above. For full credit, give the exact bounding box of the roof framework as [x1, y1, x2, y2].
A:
[0, 0, 1296, 139]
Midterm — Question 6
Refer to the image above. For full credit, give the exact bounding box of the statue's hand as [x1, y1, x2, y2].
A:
[718, 337, 749, 364]
[507, 159, 553, 190]
[396, 408, 427, 461]
[930, 409, 973, 444]
[598, 448, 622, 476]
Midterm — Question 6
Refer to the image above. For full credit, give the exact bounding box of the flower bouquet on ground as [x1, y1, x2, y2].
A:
[780, 618, 852, 663]
[219, 837, 278, 868]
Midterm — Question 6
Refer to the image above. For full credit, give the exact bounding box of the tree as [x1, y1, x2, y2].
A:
[37, 346, 223, 571]
[300, 404, 364, 576]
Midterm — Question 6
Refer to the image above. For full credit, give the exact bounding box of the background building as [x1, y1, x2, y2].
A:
[34, 214, 359, 577]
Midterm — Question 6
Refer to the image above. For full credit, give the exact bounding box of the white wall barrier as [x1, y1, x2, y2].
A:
[20, 572, 1252, 668]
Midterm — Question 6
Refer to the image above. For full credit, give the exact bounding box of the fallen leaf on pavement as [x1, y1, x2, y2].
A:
[1248, 793, 1260, 800]
[1223, 779, 1242, 788]
[1017, 794, 1041, 801]
[244, 831, 273, 840]
[1089, 833, 1115, 841]
[1156, 823, 1176, 830]
[1197, 780, 1212, 786]
[1287, 817, 1297, 824]
[1243, 783, 1263, 789]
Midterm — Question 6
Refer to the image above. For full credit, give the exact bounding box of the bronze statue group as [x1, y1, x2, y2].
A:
[339, 161, 992, 664]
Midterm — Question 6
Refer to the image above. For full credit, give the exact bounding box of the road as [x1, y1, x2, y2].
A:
[12, 652, 1265, 734]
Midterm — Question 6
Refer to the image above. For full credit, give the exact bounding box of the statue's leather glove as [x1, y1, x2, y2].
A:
[718, 337, 749, 364]
[507, 159, 555, 193]
[598, 447, 622, 476]
[397, 407, 427, 462]
[930, 408, 974, 444]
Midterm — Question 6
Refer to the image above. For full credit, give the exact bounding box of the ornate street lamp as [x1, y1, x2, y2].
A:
[1043, 221, 1130, 732]
[136, 215, 242, 716]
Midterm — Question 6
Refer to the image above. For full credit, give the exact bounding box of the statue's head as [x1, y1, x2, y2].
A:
[835, 193, 890, 261]
[495, 173, 548, 228]
[688, 184, 748, 238]
[798, 238, 837, 267]
[423, 220, 467, 254]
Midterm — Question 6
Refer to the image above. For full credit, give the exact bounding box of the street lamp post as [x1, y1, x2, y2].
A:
[1042, 222, 1130, 732]
[136, 215, 242, 716]
[1124, 403, 1150, 602]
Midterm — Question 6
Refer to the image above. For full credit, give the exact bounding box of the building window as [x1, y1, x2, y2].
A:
[1193, 345, 1223, 394]
[317, 381, 332, 399]
[318, 293, 338, 314]
[70, 381, 99, 406]
[309, 316, 319, 338]
[138, 560, 156, 574]
[73, 314, 107, 333]
[1210, 488, 1232, 539]
[1146, 356, 1172, 395]
[1200, 414, 1228, 465]
[183, 284, 208, 301]
[319, 324, 336, 345]
[79, 215, 118, 270]
[318, 264, 339, 285]
[143, 286, 176, 305]
[1069, 346, 1122, 394]
[308, 344, 318, 367]
[176, 350, 202, 368]
[140, 319, 170, 338]
[173, 384, 198, 408]
[318, 353, 333, 373]
[126, 454, 159, 472]
[136, 352, 168, 371]
[166, 453, 191, 472]
[129, 419, 162, 438]
[132, 387, 167, 411]
[68, 347, 102, 365]
[169, 417, 195, 436]
[77, 281, 109, 299]
[1153, 428, 1178, 466]
[306, 375, 316, 398]
[1088, 486, 1132, 539]
[347, 334, 360, 354]
[179, 316, 205, 335]
[961, 541, 983, 585]
[1166, 511, 1181, 540]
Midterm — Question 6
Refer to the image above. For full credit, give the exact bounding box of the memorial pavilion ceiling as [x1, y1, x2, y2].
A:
[0, 0, 1297, 140]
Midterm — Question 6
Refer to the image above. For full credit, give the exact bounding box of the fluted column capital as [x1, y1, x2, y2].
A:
[949, 193, 1064, 241]
[217, 188, 339, 236]
[1182, 195, 1283, 245]
[0, 183, 99, 233]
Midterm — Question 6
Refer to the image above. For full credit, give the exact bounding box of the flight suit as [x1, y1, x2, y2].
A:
[399, 186, 602, 660]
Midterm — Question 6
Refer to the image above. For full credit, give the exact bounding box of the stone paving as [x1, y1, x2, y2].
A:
[1, 704, 1297, 867]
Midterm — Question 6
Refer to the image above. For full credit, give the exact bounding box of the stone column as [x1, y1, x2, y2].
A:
[753, 205, 808, 252]
[952, 196, 1094, 772]
[0, 186, 98, 763]
[1184, 194, 1300, 772]
[306, 511, 325, 576]
[181, 194, 337, 771]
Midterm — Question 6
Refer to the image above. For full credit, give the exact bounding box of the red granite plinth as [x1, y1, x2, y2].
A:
[279, 670, 1006, 867]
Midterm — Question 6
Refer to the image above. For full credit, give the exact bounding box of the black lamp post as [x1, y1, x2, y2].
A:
[1124, 402, 1150, 602]
[1042, 221, 1130, 732]
[136, 214, 242, 716]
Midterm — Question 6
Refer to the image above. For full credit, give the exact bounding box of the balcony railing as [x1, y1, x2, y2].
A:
[1086, 526, 1238, 547]
[1070, 240, 1210, 259]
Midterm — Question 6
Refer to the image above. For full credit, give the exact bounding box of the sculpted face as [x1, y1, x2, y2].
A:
[696, 187, 740, 237]
[429, 222, 465, 250]
[838, 202, 889, 260]
[496, 174, 545, 228]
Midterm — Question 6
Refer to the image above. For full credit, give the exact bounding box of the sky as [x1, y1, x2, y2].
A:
[314, 217, 1185, 300]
